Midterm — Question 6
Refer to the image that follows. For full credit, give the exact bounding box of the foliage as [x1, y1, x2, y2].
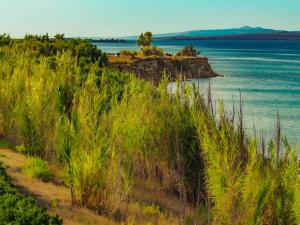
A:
[0, 162, 62, 225]
[136, 31, 164, 56]
[0, 34, 12, 46]
[54, 33, 65, 40]
[9, 33, 108, 71]
[23, 157, 52, 182]
[138, 32, 153, 47]
[193, 97, 299, 225]
[176, 45, 200, 56]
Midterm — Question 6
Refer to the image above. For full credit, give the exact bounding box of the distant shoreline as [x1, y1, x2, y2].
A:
[88, 38, 129, 43]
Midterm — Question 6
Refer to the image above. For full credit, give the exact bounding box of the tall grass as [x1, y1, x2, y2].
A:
[193, 91, 299, 225]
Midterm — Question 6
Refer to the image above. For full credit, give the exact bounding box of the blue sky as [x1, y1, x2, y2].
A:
[0, 0, 299, 37]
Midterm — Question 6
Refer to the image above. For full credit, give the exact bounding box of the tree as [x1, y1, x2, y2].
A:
[41, 33, 50, 42]
[138, 31, 153, 47]
[0, 33, 12, 46]
[176, 45, 200, 57]
[55, 33, 65, 40]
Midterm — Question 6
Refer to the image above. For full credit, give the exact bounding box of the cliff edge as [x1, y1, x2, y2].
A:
[108, 55, 219, 84]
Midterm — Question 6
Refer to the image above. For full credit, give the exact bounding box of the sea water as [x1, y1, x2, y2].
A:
[96, 40, 300, 145]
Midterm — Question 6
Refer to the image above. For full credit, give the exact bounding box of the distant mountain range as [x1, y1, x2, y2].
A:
[120, 26, 300, 41]
[157, 31, 300, 41]
[154, 26, 283, 38]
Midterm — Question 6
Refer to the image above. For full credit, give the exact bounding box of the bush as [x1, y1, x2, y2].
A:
[0, 163, 62, 225]
[140, 46, 164, 56]
[23, 157, 52, 182]
[176, 45, 200, 57]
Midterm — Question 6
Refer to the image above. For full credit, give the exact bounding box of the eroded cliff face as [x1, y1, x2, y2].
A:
[109, 56, 219, 84]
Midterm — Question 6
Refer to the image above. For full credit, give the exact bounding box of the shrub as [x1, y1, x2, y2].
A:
[140, 46, 164, 56]
[176, 45, 200, 57]
[15, 145, 26, 153]
[23, 157, 52, 182]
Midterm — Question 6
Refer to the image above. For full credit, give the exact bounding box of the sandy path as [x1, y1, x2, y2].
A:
[0, 148, 116, 225]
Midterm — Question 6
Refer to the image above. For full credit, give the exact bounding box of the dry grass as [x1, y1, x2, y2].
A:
[108, 55, 138, 63]
[131, 180, 187, 216]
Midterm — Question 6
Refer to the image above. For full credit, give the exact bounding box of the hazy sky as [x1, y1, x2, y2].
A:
[0, 0, 299, 37]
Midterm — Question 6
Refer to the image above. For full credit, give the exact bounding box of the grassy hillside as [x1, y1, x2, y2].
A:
[0, 34, 300, 224]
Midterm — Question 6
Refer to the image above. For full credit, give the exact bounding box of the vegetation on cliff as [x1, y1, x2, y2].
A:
[0, 35, 300, 224]
[135, 31, 164, 57]
[176, 45, 200, 57]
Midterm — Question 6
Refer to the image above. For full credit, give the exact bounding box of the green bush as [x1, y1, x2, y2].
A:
[0, 163, 62, 225]
[23, 157, 52, 182]
[176, 45, 200, 57]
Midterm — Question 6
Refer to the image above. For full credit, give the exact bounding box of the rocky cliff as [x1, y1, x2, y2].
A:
[108, 56, 219, 84]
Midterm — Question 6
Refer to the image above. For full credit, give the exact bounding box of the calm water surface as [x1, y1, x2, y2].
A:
[96, 40, 300, 145]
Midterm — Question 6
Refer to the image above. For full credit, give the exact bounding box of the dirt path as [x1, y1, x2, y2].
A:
[0, 148, 116, 225]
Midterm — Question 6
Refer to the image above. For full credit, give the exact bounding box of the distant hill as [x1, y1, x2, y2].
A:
[154, 26, 283, 38]
[157, 31, 300, 41]
[122, 26, 284, 40]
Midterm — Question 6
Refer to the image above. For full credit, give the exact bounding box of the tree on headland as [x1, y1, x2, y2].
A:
[176, 45, 200, 57]
[136, 31, 164, 56]
[138, 31, 153, 47]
